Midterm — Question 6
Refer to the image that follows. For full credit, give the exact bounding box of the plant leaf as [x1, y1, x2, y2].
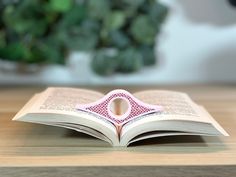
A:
[88, 0, 110, 20]
[50, 0, 73, 13]
[116, 48, 143, 73]
[130, 15, 156, 45]
[91, 49, 118, 75]
[109, 30, 130, 48]
[104, 11, 125, 30]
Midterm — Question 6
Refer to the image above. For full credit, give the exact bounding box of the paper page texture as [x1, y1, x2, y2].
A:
[13, 87, 119, 144]
[133, 90, 208, 122]
[119, 90, 228, 143]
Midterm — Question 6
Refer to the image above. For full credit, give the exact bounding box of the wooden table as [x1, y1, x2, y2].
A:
[0, 85, 236, 177]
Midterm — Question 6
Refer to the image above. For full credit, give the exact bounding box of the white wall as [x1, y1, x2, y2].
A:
[155, 0, 236, 83]
[0, 0, 236, 85]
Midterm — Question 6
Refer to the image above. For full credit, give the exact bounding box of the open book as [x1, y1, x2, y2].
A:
[13, 87, 228, 147]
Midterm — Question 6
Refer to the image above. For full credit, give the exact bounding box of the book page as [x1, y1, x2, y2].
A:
[133, 90, 205, 121]
[119, 90, 227, 145]
[29, 88, 116, 126]
[13, 87, 119, 145]
[37, 87, 105, 113]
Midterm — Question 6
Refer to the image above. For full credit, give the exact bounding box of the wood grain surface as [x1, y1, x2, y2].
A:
[0, 85, 236, 176]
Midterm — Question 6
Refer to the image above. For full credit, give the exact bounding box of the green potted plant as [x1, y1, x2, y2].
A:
[0, 0, 168, 75]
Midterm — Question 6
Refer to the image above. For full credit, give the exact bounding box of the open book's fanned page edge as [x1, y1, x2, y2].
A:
[13, 94, 40, 120]
[127, 132, 214, 146]
[12, 87, 120, 146]
[198, 106, 229, 136]
[120, 90, 228, 146]
[53, 122, 112, 144]
[119, 117, 224, 146]
[34, 121, 112, 144]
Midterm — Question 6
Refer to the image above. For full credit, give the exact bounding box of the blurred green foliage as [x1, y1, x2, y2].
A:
[0, 0, 168, 75]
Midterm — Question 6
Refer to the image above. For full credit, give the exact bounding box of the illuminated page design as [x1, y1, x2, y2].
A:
[76, 89, 162, 126]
